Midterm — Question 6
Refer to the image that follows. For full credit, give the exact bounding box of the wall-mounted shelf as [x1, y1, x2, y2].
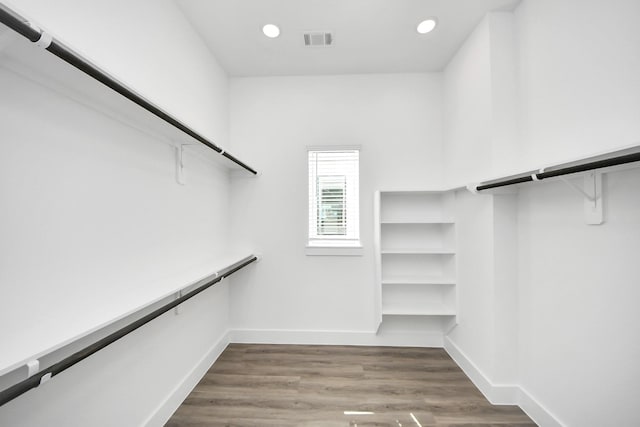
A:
[382, 306, 457, 316]
[470, 145, 640, 192]
[0, 4, 257, 176]
[467, 145, 640, 225]
[381, 220, 455, 224]
[0, 254, 258, 407]
[381, 248, 455, 255]
[381, 277, 456, 285]
[0, 254, 257, 379]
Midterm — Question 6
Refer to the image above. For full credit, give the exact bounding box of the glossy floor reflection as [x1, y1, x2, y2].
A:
[345, 410, 435, 426]
[166, 344, 536, 426]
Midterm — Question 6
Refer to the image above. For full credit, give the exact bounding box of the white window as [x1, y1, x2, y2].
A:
[307, 148, 361, 254]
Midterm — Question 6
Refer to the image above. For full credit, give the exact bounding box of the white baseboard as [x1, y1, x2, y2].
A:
[444, 336, 563, 427]
[229, 328, 444, 347]
[443, 336, 519, 404]
[142, 330, 231, 427]
[518, 387, 565, 427]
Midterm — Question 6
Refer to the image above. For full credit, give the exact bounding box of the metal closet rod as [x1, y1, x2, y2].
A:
[0, 4, 257, 175]
[0, 255, 258, 407]
[476, 151, 640, 191]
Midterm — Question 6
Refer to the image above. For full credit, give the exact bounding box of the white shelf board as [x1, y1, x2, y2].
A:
[380, 219, 455, 224]
[381, 248, 456, 255]
[382, 303, 457, 316]
[0, 253, 256, 376]
[378, 189, 451, 194]
[0, 26, 256, 175]
[382, 277, 456, 285]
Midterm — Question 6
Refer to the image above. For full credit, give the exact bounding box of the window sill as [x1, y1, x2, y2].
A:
[305, 244, 363, 256]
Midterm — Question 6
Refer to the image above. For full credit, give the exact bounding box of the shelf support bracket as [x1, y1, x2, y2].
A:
[559, 176, 595, 202]
[560, 172, 603, 225]
[175, 144, 195, 185]
[175, 145, 185, 185]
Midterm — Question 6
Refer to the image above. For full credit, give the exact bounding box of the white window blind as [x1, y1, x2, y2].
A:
[308, 149, 360, 246]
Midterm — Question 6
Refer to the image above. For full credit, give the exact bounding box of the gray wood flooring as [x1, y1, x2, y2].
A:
[166, 344, 536, 426]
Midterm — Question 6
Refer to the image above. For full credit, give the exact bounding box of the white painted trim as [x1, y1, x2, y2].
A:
[444, 336, 518, 404]
[305, 245, 363, 256]
[518, 387, 566, 427]
[444, 336, 564, 427]
[142, 330, 231, 427]
[306, 144, 362, 151]
[230, 328, 443, 347]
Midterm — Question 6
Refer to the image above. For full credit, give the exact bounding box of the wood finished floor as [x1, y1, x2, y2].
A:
[166, 344, 536, 427]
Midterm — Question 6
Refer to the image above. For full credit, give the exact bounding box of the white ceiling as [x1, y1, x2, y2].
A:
[176, 0, 521, 77]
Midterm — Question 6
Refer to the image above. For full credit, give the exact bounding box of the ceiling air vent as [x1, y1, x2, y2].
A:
[303, 32, 333, 47]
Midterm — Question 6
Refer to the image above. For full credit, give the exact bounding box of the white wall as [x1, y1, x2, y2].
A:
[0, 0, 233, 425]
[517, 170, 640, 427]
[447, 189, 519, 400]
[4, 0, 229, 142]
[488, 13, 519, 175]
[443, 11, 521, 403]
[449, 191, 496, 373]
[443, 12, 520, 188]
[442, 13, 503, 387]
[445, 0, 640, 425]
[228, 74, 443, 341]
[443, 16, 492, 187]
[491, 194, 518, 386]
[516, 0, 640, 168]
[512, 0, 640, 425]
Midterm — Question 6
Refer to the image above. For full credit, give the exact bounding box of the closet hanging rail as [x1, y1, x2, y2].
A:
[0, 3, 257, 175]
[0, 255, 258, 407]
[475, 151, 640, 191]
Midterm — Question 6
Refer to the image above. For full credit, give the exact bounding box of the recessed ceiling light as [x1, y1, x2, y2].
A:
[417, 19, 437, 34]
[262, 24, 280, 38]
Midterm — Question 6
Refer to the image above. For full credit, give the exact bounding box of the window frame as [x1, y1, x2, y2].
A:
[306, 146, 362, 256]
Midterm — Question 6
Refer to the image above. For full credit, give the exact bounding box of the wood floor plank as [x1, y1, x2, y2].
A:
[166, 344, 536, 426]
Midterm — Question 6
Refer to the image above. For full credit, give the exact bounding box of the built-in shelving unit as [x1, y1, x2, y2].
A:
[374, 191, 457, 335]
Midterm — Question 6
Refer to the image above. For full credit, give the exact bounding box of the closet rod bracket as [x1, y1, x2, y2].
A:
[34, 30, 52, 49]
[175, 144, 196, 185]
[559, 176, 595, 202]
[560, 171, 603, 225]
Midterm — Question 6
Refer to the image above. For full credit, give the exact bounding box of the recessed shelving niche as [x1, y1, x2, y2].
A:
[374, 191, 457, 341]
